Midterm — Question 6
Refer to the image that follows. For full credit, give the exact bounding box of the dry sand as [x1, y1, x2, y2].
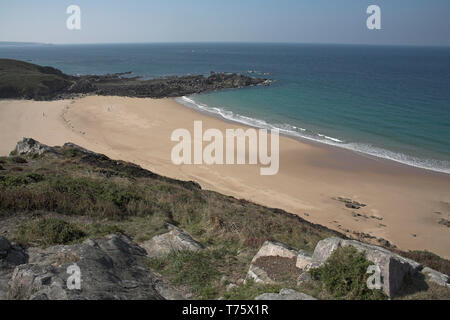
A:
[1, 96, 449, 257]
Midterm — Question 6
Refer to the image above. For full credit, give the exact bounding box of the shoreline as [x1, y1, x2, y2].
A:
[176, 96, 450, 176]
[0, 96, 449, 258]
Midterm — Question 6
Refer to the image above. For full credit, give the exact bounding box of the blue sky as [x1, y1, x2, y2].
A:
[1, 0, 450, 46]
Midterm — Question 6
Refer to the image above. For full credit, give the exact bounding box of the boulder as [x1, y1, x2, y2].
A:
[255, 288, 317, 300]
[247, 264, 275, 284]
[296, 249, 313, 270]
[312, 237, 422, 298]
[250, 241, 298, 264]
[141, 224, 204, 258]
[0, 236, 11, 254]
[8, 234, 164, 300]
[421, 267, 450, 288]
[297, 272, 313, 285]
[14, 138, 54, 156]
[0, 236, 28, 300]
[246, 241, 308, 284]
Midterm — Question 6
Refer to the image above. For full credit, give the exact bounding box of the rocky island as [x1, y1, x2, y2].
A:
[0, 59, 271, 100]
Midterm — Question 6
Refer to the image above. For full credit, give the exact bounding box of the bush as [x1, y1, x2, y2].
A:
[9, 156, 27, 164]
[0, 172, 43, 187]
[309, 246, 387, 300]
[16, 217, 86, 246]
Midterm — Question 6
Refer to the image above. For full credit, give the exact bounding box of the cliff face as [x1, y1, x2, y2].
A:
[0, 59, 270, 100]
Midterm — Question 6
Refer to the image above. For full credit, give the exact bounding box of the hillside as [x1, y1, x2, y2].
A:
[0, 138, 449, 300]
[0, 59, 270, 100]
[0, 59, 74, 100]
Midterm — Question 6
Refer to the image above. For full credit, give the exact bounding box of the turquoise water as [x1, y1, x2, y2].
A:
[1, 43, 449, 173]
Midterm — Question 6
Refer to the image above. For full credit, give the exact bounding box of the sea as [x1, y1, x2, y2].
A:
[1, 42, 449, 174]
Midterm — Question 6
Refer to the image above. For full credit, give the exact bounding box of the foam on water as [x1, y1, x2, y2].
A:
[176, 96, 450, 175]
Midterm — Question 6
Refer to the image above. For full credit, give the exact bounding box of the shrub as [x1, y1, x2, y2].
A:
[16, 217, 86, 246]
[9, 156, 27, 164]
[309, 246, 387, 300]
[0, 172, 43, 187]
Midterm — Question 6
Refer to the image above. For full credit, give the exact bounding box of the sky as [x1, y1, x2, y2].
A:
[1, 0, 450, 46]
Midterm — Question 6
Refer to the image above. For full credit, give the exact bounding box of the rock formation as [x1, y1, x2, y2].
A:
[0, 59, 271, 100]
[141, 224, 205, 258]
[311, 237, 422, 297]
[4, 234, 167, 300]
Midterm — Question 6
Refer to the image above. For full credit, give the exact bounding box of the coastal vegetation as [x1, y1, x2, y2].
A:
[0, 139, 449, 300]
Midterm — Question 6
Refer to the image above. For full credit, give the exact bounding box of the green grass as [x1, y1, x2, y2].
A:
[309, 246, 387, 300]
[0, 172, 44, 187]
[147, 250, 224, 299]
[16, 217, 86, 246]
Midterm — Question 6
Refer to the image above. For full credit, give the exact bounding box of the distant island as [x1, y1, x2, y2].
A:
[0, 42, 53, 47]
[0, 59, 271, 100]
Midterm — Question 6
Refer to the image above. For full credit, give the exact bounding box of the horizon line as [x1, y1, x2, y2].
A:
[1, 40, 450, 48]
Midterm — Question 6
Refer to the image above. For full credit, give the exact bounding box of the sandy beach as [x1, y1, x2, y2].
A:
[1, 96, 449, 258]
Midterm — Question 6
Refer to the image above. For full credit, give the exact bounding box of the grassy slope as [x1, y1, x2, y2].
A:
[0, 59, 73, 99]
[0, 145, 449, 299]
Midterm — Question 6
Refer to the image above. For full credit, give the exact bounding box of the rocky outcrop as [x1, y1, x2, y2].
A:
[7, 234, 164, 300]
[14, 138, 55, 156]
[255, 288, 317, 300]
[311, 237, 422, 298]
[0, 59, 270, 100]
[421, 267, 450, 288]
[93, 72, 269, 98]
[141, 224, 204, 258]
[296, 249, 313, 270]
[246, 241, 307, 284]
[0, 236, 28, 300]
[247, 237, 446, 299]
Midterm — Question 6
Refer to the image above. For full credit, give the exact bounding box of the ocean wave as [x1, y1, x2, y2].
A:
[175, 96, 450, 175]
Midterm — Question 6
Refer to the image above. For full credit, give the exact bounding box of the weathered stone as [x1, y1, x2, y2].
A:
[0, 236, 11, 253]
[247, 241, 312, 284]
[154, 279, 187, 300]
[0, 237, 28, 300]
[311, 237, 343, 264]
[141, 224, 204, 258]
[422, 267, 450, 287]
[296, 249, 313, 270]
[297, 272, 312, 285]
[246, 264, 275, 284]
[312, 237, 422, 298]
[251, 241, 298, 264]
[15, 138, 54, 155]
[8, 234, 164, 300]
[255, 288, 317, 300]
